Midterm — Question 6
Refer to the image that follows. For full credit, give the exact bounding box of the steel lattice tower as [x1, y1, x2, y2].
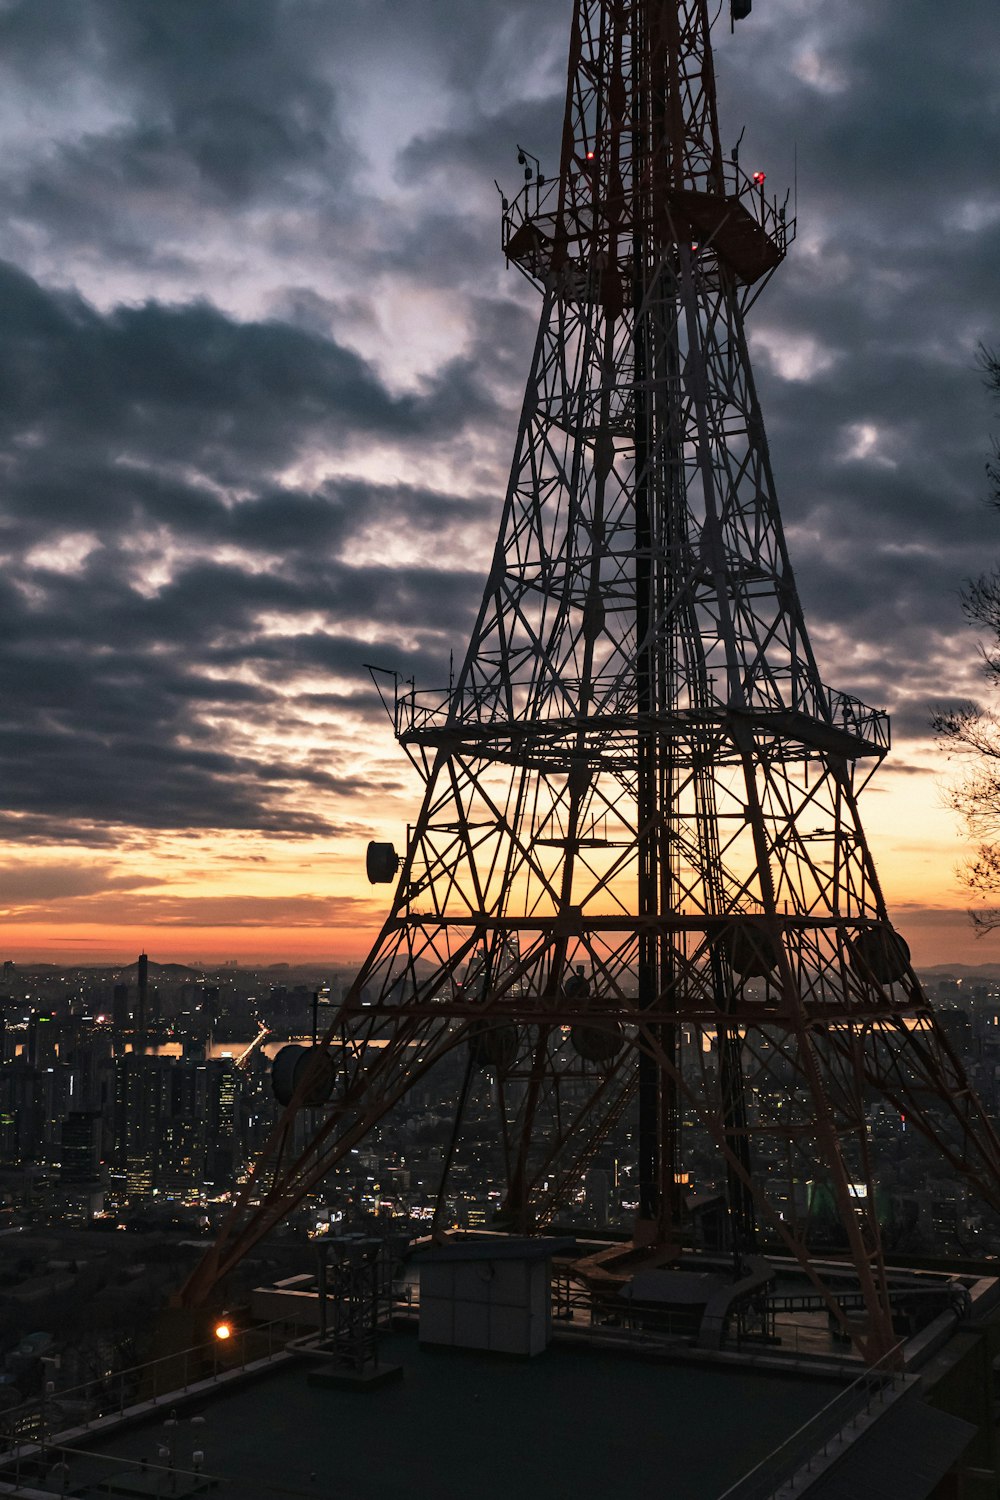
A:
[181, 0, 1000, 1361]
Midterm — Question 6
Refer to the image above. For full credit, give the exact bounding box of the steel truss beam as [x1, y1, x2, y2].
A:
[179, 2, 1000, 1366]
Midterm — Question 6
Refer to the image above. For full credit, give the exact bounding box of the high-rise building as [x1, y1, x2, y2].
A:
[112, 982, 130, 1031]
[113, 1053, 161, 1198]
[204, 1060, 237, 1190]
[26, 1010, 57, 1069]
[112, 1055, 239, 1200]
[0, 1061, 70, 1168]
[0, 1065, 43, 1167]
[59, 1110, 102, 1185]
[136, 952, 149, 1039]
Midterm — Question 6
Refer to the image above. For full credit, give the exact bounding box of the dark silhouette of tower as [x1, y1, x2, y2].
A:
[179, 0, 1000, 1360]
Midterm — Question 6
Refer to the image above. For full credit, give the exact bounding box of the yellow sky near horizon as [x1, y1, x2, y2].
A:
[2, 734, 996, 972]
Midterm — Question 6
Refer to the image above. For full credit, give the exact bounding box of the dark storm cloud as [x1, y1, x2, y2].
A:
[0, 0, 350, 272]
[0, 261, 494, 487]
[0, 0, 996, 854]
[713, 0, 1000, 731]
[0, 712, 379, 837]
[400, 98, 562, 191]
[0, 262, 491, 840]
[756, 247, 1000, 721]
[0, 0, 564, 291]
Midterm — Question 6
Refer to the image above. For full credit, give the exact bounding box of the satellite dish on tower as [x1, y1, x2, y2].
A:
[850, 925, 910, 986]
[366, 842, 400, 884]
[570, 1023, 624, 1064]
[467, 1021, 519, 1070]
[271, 1044, 337, 1107]
[716, 920, 781, 980]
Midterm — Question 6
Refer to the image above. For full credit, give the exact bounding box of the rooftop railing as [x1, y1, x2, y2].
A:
[716, 1340, 909, 1500]
[0, 1315, 304, 1473]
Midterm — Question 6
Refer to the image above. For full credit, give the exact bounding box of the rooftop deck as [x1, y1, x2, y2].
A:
[10, 1328, 843, 1500]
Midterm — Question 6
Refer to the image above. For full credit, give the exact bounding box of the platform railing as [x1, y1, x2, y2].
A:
[501, 157, 793, 271]
[0, 1315, 306, 1468]
[395, 671, 888, 756]
[716, 1340, 907, 1500]
[0, 1433, 236, 1497]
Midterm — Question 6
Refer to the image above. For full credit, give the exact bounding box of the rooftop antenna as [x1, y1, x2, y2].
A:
[794, 140, 798, 224]
[516, 145, 541, 185]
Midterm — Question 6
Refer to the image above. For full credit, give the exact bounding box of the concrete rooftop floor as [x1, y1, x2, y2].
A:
[48, 1329, 844, 1500]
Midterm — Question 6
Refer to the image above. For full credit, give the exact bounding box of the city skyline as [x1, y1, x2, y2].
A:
[1, 0, 999, 967]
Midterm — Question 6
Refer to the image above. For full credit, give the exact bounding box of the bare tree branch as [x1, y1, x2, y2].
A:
[934, 345, 1000, 930]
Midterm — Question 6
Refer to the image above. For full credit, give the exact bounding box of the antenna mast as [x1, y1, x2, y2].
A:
[179, 1, 1000, 1364]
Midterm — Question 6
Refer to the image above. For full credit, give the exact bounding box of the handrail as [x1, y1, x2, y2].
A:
[0, 1315, 304, 1463]
[716, 1340, 907, 1500]
[502, 159, 794, 271]
[2, 1435, 234, 1496]
[395, 674, 888, 755]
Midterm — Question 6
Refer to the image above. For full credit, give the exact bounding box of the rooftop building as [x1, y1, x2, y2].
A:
[1, 1237, 996, 1499]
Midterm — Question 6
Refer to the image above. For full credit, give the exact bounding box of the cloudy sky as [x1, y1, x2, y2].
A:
[0, 0, 997, 968]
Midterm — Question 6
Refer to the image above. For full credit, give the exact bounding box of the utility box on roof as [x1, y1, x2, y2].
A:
[415, 1238, 573, 1357]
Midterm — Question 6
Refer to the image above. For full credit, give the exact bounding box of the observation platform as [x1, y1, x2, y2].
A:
[502, 159, 793, 292]
[392, 677, 890, 765]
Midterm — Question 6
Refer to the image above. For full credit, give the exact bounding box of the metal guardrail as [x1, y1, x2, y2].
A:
[716, 1342, 907, 1500]
[823, 687, 890, 754]
[393, 673, 887, 756]
[1, 1436, 235, 1497]
[0, 1316, 302, 1467]
[501, 158, 793, 272]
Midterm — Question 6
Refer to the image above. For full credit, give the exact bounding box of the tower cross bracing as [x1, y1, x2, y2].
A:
[181, 0, 1000, 1363]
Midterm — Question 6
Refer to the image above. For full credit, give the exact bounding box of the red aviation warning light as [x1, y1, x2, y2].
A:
[585, 150, 596, 161]
[752, 170, 766, 186]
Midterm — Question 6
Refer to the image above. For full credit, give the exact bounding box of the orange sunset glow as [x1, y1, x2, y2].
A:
[0, 3, 997, 976]
[1, 749, 993, 971]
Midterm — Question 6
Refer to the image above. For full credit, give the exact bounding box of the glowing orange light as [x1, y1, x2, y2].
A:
[585, 150, 595, 161]
[752, 170, 766, 185]
[214, 1321, 232, 1341]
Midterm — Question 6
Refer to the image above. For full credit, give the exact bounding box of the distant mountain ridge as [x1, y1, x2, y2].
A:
[917, 964, 1000, 982]
[7, 958, 1000, 984]
[116, 959, 202, 979]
